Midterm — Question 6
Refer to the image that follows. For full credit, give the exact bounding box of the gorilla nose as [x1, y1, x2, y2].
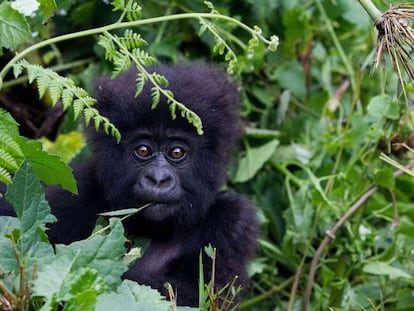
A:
[144, 171, 175, 190]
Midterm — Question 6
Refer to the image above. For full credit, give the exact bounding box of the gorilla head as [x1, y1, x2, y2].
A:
[90, 64, 241, 228]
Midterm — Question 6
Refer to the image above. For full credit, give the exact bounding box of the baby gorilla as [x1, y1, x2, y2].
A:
[4, 64, 259, 306]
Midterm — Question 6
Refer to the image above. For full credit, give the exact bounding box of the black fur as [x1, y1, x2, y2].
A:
[0, 64, 259, 306]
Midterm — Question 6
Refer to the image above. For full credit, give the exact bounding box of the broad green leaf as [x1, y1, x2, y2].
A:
[273, 61, 306, 99]
[32, 255, 73, 299]
[0, 216, 19, 236]
[0, 238, 19, 273]
[55, 218, 127, 289]
[363, 262, 412, 280]
[367, 94, 392, 120]
[16, 138, 78, 194]
[5, 161, 56, 255]
[234, 139, 279, 183]
[374, 167, 395, 190]
[11, 0, 39, 16]
[59, 268, 105, 310]
[5, 160, 56, 234]
[0, 1, 31, 50]
[96, 280, 171, 311]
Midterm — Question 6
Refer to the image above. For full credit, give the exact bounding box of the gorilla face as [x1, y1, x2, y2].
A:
[130, 130, 188, 221]
[88, 64, 242, 228]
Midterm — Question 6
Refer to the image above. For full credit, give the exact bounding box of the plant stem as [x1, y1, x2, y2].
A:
[315, 0, 356, 92]
[0, 12, 274, 85]
[356, 0, 383, 20]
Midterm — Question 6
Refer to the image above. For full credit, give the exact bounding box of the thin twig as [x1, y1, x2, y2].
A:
[302, 160, 414, 311]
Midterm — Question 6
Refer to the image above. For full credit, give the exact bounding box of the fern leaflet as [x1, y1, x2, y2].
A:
[13, 60, 121, 142]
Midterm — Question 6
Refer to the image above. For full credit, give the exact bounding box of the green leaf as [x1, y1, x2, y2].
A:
[0, 238, 19, 273]
[5, 161, 56, 232]
[363, 262, 412, 280]
[55, 218, 127, 289]
[99, 208, 141, 217]
[32, 255, 73, 299]
[367, 94, 392, 120]
[0, 166, 12, 184]
[5, 161, 56, 253]
[0, 108, 20, 136]
[374, 167, 395, 190]
[0, 1, 31, 50]
[96, 280, 171, 311]
[17, 138, 78, 194]
[234, 139, 279, 183]
[60, 268, 105, 310]
[337, 0, 371, 29]
[38, 0, 57, 22]
[273, 61, 306, 99]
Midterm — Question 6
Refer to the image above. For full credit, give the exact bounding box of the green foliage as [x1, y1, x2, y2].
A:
[1, 162, 186, 310]
[3, 0, 414, 310]
[42, 132, 86, 164]
[0, 109, 76, 193]
[98, 29, 205, 135]
[0, 1, 30, 52]
[13, 60, 121, 143]
[234, 139, 279, 183]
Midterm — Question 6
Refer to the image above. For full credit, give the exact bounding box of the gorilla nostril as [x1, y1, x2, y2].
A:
[145, 172, 174, 189]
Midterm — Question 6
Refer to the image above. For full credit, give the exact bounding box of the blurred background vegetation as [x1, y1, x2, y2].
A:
[2, 0, 414, 310]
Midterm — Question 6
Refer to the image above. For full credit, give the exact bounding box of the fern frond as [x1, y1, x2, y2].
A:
[36, 73, 50, 99]
[150, 87, 160, 109]
[135, 72, 147, 97]
[0, 166, 12, 184]
[204, 1, 219, 14]
[49, 80, 64, 105]
[103, 30, 204, 135]
[72, 98, 85, 119]
[83, 107, 98, 126]
[0, 134, 23, 157]
[62, 88, 75, 110]
[132, 49, 157, 66]
[12, 61, 24, 78]
[126, 2, 142, 21]
[98, 34, 117, 61]
[0, 149, 19, 170]
[152, 73, 168, 88]
[198, 17, 238, 74]
[111, 0, 126, 11]
[0, 110, 23, 184]
[12, 60, 121, 142]
[121, 29, 147, 50]
[113, 51, 132, 77]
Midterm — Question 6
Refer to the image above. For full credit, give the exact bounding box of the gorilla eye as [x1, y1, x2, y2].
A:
[135, 145, 152, 159]
[168, 146, 186, 160]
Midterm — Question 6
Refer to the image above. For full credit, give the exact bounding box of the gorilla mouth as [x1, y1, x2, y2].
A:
[144, 201, 182, 220]
[149, 201, 181, 209]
